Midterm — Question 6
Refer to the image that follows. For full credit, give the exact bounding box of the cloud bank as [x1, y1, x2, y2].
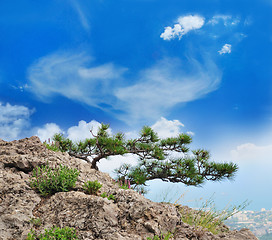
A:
[231, 143, 272, 164]
[160, 15, 205, 40]
[35, 120, 111, 143]
[0, 103, 33, 141]
[35, 123, 63, 142]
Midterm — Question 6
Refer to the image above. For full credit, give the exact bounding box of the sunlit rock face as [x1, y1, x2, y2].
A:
[0, 137, 258, 240]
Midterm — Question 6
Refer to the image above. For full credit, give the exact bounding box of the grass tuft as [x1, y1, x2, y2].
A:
[29, 164, 79, 196]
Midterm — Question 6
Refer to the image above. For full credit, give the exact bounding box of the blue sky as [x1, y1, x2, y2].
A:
[0, 0, 272, 211]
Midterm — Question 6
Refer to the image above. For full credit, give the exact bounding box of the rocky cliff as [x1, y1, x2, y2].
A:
[0, 136, 258, 240]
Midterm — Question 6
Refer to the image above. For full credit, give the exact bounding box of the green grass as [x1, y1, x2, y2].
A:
[29, 164, 79, 196]
[101, 192, 116, 201]
[26, 226, 78, 240]
[178, 197, 250, 234]
[147, 232, 173, 240]
[44, 142, 60, 152]
[83, 180, 102, 195]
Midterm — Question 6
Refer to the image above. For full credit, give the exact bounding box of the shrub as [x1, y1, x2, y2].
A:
[83, 180, 102, 195]
[29, 164, 79, 196]
[26, 226, 78, 240]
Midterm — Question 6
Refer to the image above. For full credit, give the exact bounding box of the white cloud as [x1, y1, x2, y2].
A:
[114, 57, 221, 123]
[98, 154, 139, 176]
[218, 44, 232, 55]
[186, 131, 195, 136]
[67, 120, 112, 142]
[28, 51, 221, 124]
[231, 143, 272, 163]
[208, 15, 240, 26]
[35, 123, 63, 142]
[160, 15, 205, 40]
[151, 117, 184, 139]
[0, 102, 33, 141]
[177, 15, 205, 32]
[27, 51, 127, 108]
[34, 119, 112, 143]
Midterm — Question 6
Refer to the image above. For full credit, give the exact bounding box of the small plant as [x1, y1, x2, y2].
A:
[29, 217, 42, 227]
[26, 226, 78, 239]
[178, 197, 250, 234]
[83, 180, 102, 195]
[147, 232, 173, 240]
[100, 192, 108, 198]
[107, 194, 116, 201]
[43, 138, 61, 152]
[29, 164, 79, 196]
[117, 179, 131, 189]
[100, 192, 116, 201]
[44, 142, 60, 152]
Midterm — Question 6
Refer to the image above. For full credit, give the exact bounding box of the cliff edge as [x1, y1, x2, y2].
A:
[0, 136, 258, 240]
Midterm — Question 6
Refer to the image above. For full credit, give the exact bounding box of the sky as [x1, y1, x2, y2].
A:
[0, 0, 272, 211]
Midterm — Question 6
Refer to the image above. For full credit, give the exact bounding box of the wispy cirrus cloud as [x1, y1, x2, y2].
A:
[27, 51, 127, 108]
[207, 15, 240, 26]
[27, 51, 221, 124]
[70, 0, 90, 32]
[0, 102, 33, 141]
[114, 57, 221, 123]
[160, 15, 205, 40]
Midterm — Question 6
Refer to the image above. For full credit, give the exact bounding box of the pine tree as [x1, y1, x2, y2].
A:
[51, 123, 238, 190]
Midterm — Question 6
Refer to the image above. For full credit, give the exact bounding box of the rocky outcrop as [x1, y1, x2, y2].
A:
[0, 136, 258, 240]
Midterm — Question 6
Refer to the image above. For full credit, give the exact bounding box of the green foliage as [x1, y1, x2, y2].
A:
[100, 192, 116, 201]
[116, 179, 131, 189]
[53, 133, 73, 152]
[29, 217, 42, 227]
[100, 192, 107, 198]
[147, 232, 173, 240]
[29, 164, 79, 196]
[49, 123, 238, 191]
[83, 180, 102, 195]
[26, 226, 78, 240]
[107, 194, 116, 201]
[178, 198, 250, 234]
[44, 142, 60, 152]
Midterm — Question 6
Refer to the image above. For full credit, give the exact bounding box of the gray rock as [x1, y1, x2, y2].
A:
[0, 137, 258, 240]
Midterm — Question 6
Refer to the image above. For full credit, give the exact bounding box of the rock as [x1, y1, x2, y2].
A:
[0, 137, 258, 240]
